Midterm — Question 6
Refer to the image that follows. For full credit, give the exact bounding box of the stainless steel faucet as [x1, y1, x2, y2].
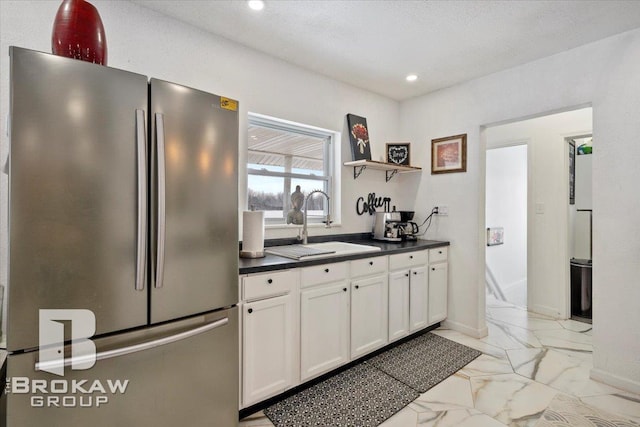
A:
[300, 189, 331, 244]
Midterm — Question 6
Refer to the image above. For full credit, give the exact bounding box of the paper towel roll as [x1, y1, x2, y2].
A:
[240, 211, 265, 258]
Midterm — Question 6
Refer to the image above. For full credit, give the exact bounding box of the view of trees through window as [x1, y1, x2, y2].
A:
[248, 188, 325, 214]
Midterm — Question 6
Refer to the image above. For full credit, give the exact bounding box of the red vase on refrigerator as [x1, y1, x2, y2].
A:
[52, 0, 107, 65]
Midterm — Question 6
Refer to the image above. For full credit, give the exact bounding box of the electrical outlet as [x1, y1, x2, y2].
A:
[436, 205, 448, 215]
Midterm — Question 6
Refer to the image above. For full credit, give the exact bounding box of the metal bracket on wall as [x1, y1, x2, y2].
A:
[385, 169, 399, 182]
[353, 165, 367, 179]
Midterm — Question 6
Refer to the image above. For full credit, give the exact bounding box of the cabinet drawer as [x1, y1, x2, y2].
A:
[429, 247, 448, 264]
[301, 262, 348, 288]
[242, 270, 296, 301]
[389, 250, 428, 271]
[351, 256, 387, 278]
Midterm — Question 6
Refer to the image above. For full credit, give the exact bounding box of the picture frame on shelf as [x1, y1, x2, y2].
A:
[346, 113, 372, 161]
[431, 133, 467, 174]
[386, 143, 411, 166]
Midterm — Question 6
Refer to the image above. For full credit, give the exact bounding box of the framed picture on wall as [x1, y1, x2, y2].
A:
[487, 227, 504, 246]
[569, 139, 575, 205]
[346, 113, 372, 161]
[386, 143, 411, 166]
[431, 133, 467, 174]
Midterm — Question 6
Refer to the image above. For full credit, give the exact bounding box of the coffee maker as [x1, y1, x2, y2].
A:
[372, 210, 420, 242]
[398, 211, 419, 241]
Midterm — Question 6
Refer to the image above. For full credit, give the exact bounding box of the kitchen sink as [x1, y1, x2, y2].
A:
[265, 241, 381, 260]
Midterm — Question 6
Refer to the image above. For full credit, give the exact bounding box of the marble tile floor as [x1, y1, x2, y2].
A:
[240, 297, 640, 427]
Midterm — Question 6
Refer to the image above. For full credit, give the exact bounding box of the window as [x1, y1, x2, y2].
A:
[247, 113, 339, 225]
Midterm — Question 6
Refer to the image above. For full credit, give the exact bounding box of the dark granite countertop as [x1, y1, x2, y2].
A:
[239, 236, 449, 275]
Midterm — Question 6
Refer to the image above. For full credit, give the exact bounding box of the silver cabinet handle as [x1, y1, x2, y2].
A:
[36, 318, 229, 371]
[155, 113, 166, 289]
[135, 109, 147, 292]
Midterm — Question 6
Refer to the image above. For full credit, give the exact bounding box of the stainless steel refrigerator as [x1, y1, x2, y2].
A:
[2, 47, 239, 426]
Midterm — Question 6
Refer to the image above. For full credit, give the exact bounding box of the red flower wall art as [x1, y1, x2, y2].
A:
[346, 114, 372, 161]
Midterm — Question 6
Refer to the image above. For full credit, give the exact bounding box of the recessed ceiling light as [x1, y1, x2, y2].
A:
[406, 74, 418, 82]
[248, 0, 265, 11]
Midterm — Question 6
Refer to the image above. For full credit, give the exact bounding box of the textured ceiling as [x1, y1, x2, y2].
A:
[131, 0, 640, 101]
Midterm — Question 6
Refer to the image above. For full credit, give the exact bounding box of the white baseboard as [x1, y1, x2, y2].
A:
[530, 304, 561, 319]
[590, 368, 640, 395]
[442, 319, 488, 339]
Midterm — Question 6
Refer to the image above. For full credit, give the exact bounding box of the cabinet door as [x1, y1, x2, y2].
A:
[300, 282, 350, 381]
[409, 266, 428, 332]
[351, 274, 388, 358]
[388, 270, 410, 342]
[428, 262, 448, 324]
[242, 294, 293, 406]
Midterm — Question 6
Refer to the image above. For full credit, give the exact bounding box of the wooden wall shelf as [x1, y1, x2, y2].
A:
[343, 160, 422, 182]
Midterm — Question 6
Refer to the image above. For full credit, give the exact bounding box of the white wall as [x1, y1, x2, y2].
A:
[485, 144, 527, 306]
[401, 29, 640, 392]
[486, 108, 592, 316]
[0, 1, 415, 285]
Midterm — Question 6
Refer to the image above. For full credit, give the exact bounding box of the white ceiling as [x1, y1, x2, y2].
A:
[132, 0, 640, 101]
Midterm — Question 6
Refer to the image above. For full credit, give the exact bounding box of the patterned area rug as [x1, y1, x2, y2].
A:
[535, 394, 640, 427]
[264, 333, 481, 426]
[368, 332, 482, 392]
[264, 363, 419, 427]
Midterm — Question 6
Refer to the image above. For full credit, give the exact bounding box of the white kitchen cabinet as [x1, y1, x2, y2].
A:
[350, 274, 388, 358]
[409, 266, 428, 331]
[428, 247, 448, 325]
[300, 281, 350, 381]
[388, 250, 430, 336]
[240, 269, 298, 408]
[239, 243, 449, 408]
[388, 270, 410, 342]
[242, 294, 294, 407]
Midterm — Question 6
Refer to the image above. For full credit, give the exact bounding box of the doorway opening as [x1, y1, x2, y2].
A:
[486, 143, 528, 308]
[484, 107, 592, 318]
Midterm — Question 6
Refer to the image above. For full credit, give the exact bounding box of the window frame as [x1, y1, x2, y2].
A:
[246, 113, 341, 227]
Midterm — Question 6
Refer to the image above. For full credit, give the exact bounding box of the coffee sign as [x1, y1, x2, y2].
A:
[386, 143, 411, 166]
[356, 193, 391, 215]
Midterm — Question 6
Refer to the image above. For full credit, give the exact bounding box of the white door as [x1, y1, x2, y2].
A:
[388, 270, 410, 342]
[428, 263, 448, 324]
[351, 274, 388, 358]
[409, 266, 428, 332]
[300, 282, 350, 381]
[242, 295, 293, 406]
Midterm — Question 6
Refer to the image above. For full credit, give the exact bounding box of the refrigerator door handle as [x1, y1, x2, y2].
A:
[135, 109, 147, 292]
[155, 112, 166, 289]
[36, 317, 229, 371]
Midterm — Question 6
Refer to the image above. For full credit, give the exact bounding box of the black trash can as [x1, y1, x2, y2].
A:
[570, 258, 592, 321]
